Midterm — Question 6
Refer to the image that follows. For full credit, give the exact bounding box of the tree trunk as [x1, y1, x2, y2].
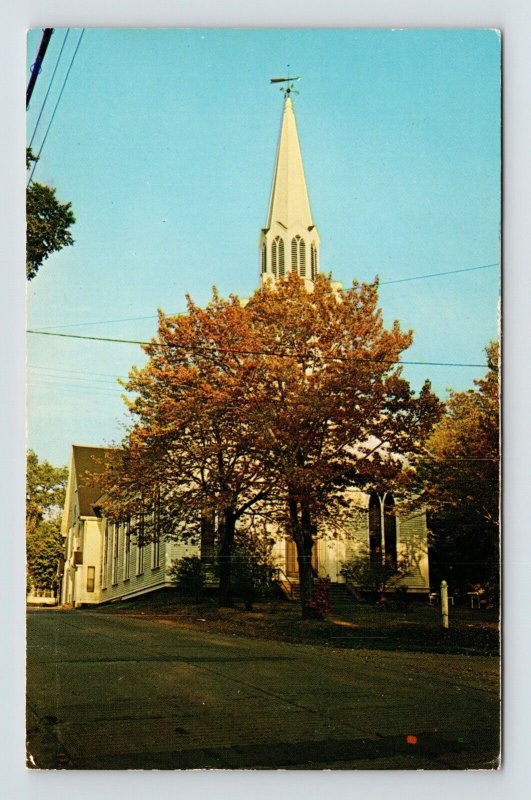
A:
[296, 536, 315, 618]
[289, 496, 315, 618]
[218, 510, 235, 608]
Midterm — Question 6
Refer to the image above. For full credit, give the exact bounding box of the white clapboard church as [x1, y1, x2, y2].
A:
[60, 88, 430, 607]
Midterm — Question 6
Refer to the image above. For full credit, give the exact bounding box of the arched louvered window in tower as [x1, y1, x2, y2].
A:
[299, 239, 306, 277]
[291, 237, 298, 274]
[291, 236, 306, 277]
[261, 244, 267, 274]
[311, 243, 318, 280]
[276, 237, 285, 276]
[271, 239, 278, 277]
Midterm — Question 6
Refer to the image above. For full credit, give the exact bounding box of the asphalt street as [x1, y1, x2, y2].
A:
[26, 609, 500, 770]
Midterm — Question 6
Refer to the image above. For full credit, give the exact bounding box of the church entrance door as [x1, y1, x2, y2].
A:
[285, 539, 318, 578]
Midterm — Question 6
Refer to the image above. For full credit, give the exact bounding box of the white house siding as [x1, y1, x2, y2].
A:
[394, 510, 430, 592]
[270, 492, 430, 593]
[95, 524, 201, 604]
[60, 447, 430, 604]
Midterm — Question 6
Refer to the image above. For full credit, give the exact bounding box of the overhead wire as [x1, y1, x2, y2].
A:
[26, 329, 488, 368]
[28, 364, 129, 380]
[30, 260, 499, 331]
[28, 29, 71, 150]
[27, 28, 85, 186]
[379, 262, 499, 286]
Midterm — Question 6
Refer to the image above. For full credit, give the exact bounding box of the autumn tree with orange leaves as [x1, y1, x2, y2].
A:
[245, 275, 442, 614]
[101, 291, 274, 607]
[102, 274, 441, 616]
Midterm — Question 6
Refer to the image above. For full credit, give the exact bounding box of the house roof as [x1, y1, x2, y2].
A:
[72, 445, 114, 516]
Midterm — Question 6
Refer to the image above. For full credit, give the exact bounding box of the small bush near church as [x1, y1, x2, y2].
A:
[230, 547, 277, 611]
[340, 552, 408, 606]
[305, 579, 332, 619]
[168, 556, 204, 602]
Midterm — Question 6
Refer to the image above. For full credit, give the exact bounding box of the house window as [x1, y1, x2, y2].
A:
[271, 239, 277, 276]
[112, 524, 119, 585]
[136, 516, 144, 576]
[102, 524, 109, 589]
[261, 243, 267, 273]
[152, 498, 160, 569]
[86, 566, 95, 593]
[384, 494, 397, 570]
[124, 520, 131, 580]
[368, 494, 381, 567]
[152, 534, 160, 569]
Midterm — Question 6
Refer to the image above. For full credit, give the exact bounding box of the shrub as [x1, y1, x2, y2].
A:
[305, 578, 332, 619]
[230, 546, 276, 610]
[168, 556, 204, 601]
[340, 550, 407, 605]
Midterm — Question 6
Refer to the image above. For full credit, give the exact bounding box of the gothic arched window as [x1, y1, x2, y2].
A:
[299, 239, 306, 277]
[384, 494, 397, 570]
[291, 236, 306, 277]
[261, 243, 267, 274]
[311, 243, 318, 280]
[278, 237, 285, 276]
[368, 494, 381, 568]
[291, 237, 298, 274]
[271, 239, 278, 277]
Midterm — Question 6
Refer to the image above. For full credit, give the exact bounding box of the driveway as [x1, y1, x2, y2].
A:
[26, 609, 500, 769]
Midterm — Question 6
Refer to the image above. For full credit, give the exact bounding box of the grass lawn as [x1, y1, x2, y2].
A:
[88, 592, 499, 657]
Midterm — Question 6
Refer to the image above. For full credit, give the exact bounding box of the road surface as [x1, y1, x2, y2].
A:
[26, 609, 499, 769]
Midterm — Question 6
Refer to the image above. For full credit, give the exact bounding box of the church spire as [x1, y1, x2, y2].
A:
[260, 88, 320, 288]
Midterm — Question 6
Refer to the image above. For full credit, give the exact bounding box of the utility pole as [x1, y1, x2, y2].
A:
[26, 28, 54, 109]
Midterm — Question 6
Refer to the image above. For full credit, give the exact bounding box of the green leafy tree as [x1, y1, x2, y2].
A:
[26, 450, 68, 591]
[26, 148, 75, 280]
[420, 342, 500, 600]
[27, 519, 64, 591]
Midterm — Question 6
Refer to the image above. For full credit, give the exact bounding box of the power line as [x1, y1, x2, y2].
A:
[31, 260, 499, 330]
[26, 329, 488, 368]
[28, 364, 129, 380]
[33, 313, 171, 331]
[27, 29, 85, 186]
[28, 377, 124, 396]
[380, 262, 499, 286]
[28, 29, 71, 150]
[28, 370, 123, 387]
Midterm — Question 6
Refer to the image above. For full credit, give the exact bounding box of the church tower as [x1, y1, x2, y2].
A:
[259, 91, 320, 289]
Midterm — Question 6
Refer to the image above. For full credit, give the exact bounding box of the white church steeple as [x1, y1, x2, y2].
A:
[260, 91, 320, 288]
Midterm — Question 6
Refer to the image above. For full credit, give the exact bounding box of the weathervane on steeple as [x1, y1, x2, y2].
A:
[270, 66, 300, 98]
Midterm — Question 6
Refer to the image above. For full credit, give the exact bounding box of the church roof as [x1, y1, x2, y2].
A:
[265, 97, 315, 232]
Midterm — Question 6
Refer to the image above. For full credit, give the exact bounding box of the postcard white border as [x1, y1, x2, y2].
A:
[2, 1, 529, 798]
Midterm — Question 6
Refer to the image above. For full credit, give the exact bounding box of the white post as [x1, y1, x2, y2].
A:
[441, 580, 449, 629]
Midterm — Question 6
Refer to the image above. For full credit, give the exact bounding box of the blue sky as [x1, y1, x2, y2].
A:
[26, 28, 500, 465]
